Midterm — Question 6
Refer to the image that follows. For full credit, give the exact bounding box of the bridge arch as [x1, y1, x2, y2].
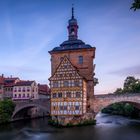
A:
[92, 94, 140, 115]
[12, 103, 50, 119]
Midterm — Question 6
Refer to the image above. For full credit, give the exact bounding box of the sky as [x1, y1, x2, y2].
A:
[0, 0, 140, 94]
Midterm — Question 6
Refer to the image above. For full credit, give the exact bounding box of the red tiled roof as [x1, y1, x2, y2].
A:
[15, 81, 34, 86]
[4, 77, 19, 81]
[38, 84, 50, 94]
[3, 77, 19, 87]
[4, 77, 19, 83]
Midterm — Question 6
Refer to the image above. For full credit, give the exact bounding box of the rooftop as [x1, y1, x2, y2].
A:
[15, 81, 35, 86]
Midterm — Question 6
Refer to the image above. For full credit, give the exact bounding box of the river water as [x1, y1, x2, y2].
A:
[0, 113, 140, 140]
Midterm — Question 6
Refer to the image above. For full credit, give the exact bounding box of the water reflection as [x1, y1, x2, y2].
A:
[0, 113, 140, 140]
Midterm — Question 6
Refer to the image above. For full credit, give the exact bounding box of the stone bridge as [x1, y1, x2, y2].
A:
[12, 99, 50, 120]
[90, 93, 140, 115]
[12, 93, 140, 120]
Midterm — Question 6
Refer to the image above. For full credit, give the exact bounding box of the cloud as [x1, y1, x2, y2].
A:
[110, 65, 140, 76]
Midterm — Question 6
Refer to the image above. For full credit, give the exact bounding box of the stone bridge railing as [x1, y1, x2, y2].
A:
[94, 93, 140, 98]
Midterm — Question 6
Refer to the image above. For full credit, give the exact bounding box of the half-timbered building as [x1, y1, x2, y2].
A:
[49, 56, 87, 116]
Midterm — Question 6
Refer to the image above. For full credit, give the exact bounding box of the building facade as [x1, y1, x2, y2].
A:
[49, 7, 97, 125]
[3, 77, 20, 99]
[38, 84, 50, 99]
[13, 81, 38, 100]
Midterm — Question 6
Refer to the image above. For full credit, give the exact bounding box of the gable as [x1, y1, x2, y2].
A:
[49, 56, 83, 81]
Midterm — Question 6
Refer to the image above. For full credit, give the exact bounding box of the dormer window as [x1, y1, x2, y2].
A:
[78, 56, 83, 64]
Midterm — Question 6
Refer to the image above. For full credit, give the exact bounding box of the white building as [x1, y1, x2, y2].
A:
[13, 81, 38, 100]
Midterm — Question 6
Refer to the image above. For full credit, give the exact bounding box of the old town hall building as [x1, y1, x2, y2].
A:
[49, 7, 97, 125]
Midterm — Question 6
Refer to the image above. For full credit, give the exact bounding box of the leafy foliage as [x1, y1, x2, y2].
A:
[102, 102, 140, 118]
[131, 0, 140, 11]
[114, 76, 140, 94]
[0, 99, 15, 124]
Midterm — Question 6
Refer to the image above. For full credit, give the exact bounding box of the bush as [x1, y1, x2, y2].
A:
[0, 99, 15, 124]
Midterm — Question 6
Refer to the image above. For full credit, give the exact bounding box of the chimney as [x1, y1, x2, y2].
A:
[1, 74, 4, 78]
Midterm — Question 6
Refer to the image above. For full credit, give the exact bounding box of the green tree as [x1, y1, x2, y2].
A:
[114, 76, 140, 94]
[0, 99, 15, 123]
[123, 76, 140, 93]
[114, 88, 123, 94]
[131, 0, 140, 11]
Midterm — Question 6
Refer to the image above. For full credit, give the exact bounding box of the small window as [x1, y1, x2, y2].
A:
[74, 80, 79, 87]
[64, 106, 67, 110]
[60, 106, 63, 110]
[27, 87, 30, 92]
[22, 87, 25, 92]
[58, 92, 62, 98]
[76, 92, 81, 98]
[75, 105, 79, 110]
[78, 56, 83, 64]
[53, 82, 58, 88]
[64, 81, 69, 87]
[53, 93, 57, 98]
[14, 87, 17, 92]
[19, 94, 21, 98]
[66, 92, 71, 98]
[18, 87, 21, 92]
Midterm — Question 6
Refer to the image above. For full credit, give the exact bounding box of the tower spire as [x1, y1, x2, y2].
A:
[72, 4, 74, 19]
[68, 5, 78, 40]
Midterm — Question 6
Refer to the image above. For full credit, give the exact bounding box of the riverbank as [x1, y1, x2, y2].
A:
[101, 103, 140, 119]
